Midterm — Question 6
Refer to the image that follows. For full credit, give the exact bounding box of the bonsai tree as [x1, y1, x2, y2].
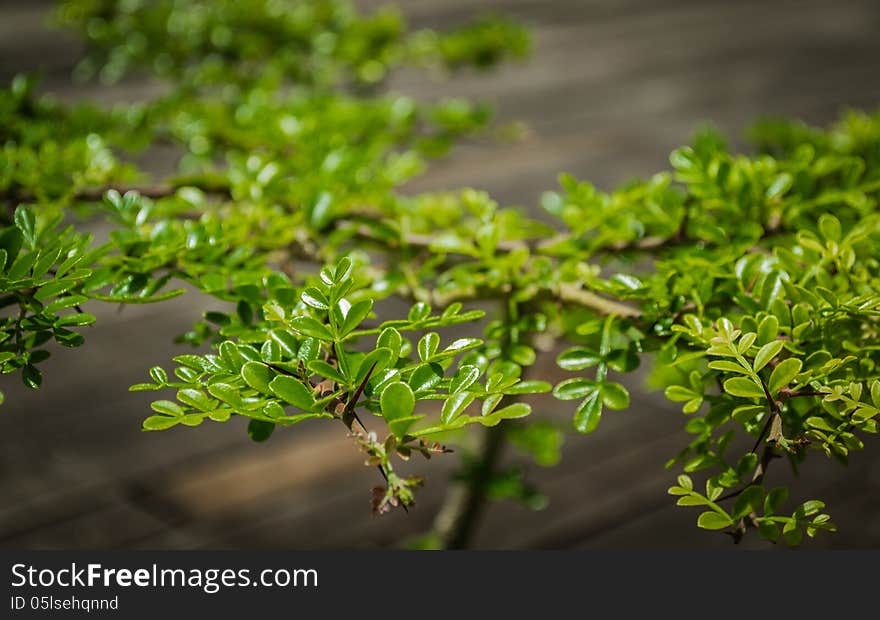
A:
[2, 0, 878, 548]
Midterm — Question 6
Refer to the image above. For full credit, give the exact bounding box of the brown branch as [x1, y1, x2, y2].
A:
[716, 444, 779, 504]
[781, 389, 824, 399]
[431, 297, 535, 548]
[718, 375, 783, 504]
[311, 224, 645, 319]
[431, 423, 506, 548]
[2, 182, 234, 206]
[751, 410, 777, 455]
[556, 284, 642, 318]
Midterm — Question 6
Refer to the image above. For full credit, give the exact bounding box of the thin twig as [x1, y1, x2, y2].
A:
[718, 375, 781, 503]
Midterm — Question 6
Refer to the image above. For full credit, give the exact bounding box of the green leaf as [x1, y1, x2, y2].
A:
[241, 361, 274, 393]
[248, 419, 275, 442]
[783, 520, 803, 546]
[207, 383, 244, 407]
[408, 302, 431, 322]
[14, 205, 36, 248]
[409, 363, 444, 393]
[765, 172, 793, 200]
[482, 393, 503, 417]
[665, 385, 698, 402]
[764, 487, 788, 515]
[388, 415, 425, 438]
[753, 340, 783, 372]
[307, 359, 348, 384]
[376, 327, 402, 360]
[509, 344, 536, 367]
[757, 315, 779, 345]
[88, 289, 186, 304]
[33, 248, 61, 279]
[557, 347, 601, 371]
[22, 364, 42, 389]
[180, 414, 206, 427]
[418, 332, 440, 362]
[380, 382, 416, 438]
[55, 313, 96, 327]
[707, 360, 751, 375]
[575, 319, 602, 336]
[263, 302, 285, 322]
[297, 338, 320, 363]
[611, 273, 643, 291]
[737, 332, 757, 354]
[441, 391, 475, 423]
[506, 380, 552, 395]
[130, 383, 162, 392]
[369, 369, 400, 394]
[289, 316, 333, 341]
[270, 376, 315, 410]
[301, 288, 329, 310]
[757, 520, 780, 542]
[7, 250, 36, 280]
[815, 287, 837, 308]
[262, 340, 287, 366]
[0, 227, 23, 266]
[36, 281, 76, 305]
[149, 366, 168, 385]
[143, 415, 180, 431]
[677, 495, 709, 507]
[485, 402, 531, 423]
[600, 382, 630, 410]
[818, 213, 841, 242]
[697, 511, 733, 530]
[354, 347, 392, 385]
[433, 338, 482, 360]
[769, 358, 802, 394]
[450, 365, 481, 393]
[334, 344, 354, 381]
[723, 377, 765, 399]
[797, 500, 825, 518]
[573, 390, 602, 434]
[268, 329, 299, 358]
[44, 294, 88, 313]
[334, 256, 353, 283]
[606, 348, 639, 373]
[806, 416, 836, 432]
[553, 378, 597, 401]
[732, 486, 763, 520]
[151, 400, 185, 417]
[177, 388, 216, 412]
[340, 299, 373, 336]
[54, 329, 85, 348]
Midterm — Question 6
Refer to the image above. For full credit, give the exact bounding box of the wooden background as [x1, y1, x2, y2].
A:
[2, 0, 880, 549]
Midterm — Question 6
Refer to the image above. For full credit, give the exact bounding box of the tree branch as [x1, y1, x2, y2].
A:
[431, 422, 506, 548]
[2, 181, 235, 207]
[718, 375, 782, 504]
[556, 284, 642, 318]
[430, 298, 531, 548]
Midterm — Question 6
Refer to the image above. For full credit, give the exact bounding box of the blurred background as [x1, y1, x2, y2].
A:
[2, 0, 880, 549]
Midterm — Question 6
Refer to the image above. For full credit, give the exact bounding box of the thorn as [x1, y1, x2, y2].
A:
[344, 361, 377, 433]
